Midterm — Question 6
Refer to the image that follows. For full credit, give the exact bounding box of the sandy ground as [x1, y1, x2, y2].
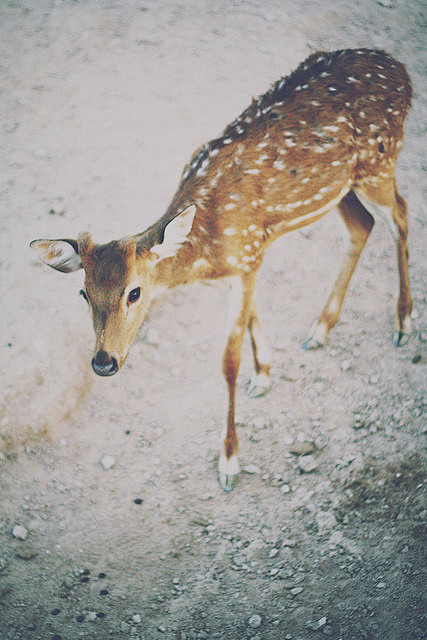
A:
[0, 1, 426, 639]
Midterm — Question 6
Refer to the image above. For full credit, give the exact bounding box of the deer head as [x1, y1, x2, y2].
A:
[30, 205, 196, 376]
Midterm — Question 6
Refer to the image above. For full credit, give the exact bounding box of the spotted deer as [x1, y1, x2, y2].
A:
[31, 49, 412, 490]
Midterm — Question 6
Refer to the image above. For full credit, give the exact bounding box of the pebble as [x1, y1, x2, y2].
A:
[328, 530, 344, 547]
[269, 548, 279, 558]
[289, 441, 314, 456]
[251, 416, 265, 430]
[341, 359, 351, 372]
[132, 614, 142, 623]
[282, 538, 297, 547]
[317, 616, 327, 628]
[12, 525, 28, 540]
[298, 455, 319, 473]
[280, 484, 291, 494]
[242, 464, 261, 474]
[248, 614, 262, 628]
[290, 586, 304, 596]
[100, 454, 116, 470]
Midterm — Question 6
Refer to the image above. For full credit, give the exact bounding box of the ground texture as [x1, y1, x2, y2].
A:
[0, 2, 426, 639]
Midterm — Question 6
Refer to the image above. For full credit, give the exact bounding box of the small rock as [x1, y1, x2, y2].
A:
[248, 614, 262, 628]
[289, 441, 314, 456]
[12, 525, 28, 540]
[280, 483, 291, 494]
[132, 614, 142, 623]
[100, 455, 116, 470]
[341, 360, 351, 372]
[87, 611, 97, 621]
[269, 548, 279, 558]
[369, 375, 379, 385]
[328, 530, 344, 547]
[157, 625, 166, 633]
[411, 354, 421, 364]
[282, 538, 297, 547]
[290, 586, 304, 596]
[376, 581, 386, 589]
[251, 416, 265, 430]
[298, 455, 318, 473]
[242, 464, 261, 474]
[317, 616, 327, 628]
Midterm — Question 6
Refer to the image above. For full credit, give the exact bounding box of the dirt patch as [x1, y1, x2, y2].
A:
[0, 1, 425, 639]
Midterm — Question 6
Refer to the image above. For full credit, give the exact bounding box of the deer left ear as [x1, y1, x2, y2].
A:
[150, 205, 196, 261]
[30, 239, 82, 273]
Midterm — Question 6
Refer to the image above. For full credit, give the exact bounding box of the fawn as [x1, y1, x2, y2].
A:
[31, 49, 412, 490]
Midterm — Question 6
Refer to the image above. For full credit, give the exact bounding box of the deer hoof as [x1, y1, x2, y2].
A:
[218, 454, 239, 492]
[393, 330, 410, 347]
[218, 472, 238, 492]
[301, 336, 324, 351]
[246, 372, 270, 398]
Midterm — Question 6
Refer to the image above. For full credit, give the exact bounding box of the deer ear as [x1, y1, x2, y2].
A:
[150, 205, 196, 261]
[30, 239, 82, 273]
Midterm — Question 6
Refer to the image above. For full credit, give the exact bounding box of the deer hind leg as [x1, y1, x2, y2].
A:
[353, 180, 412, 346]
[246, 299, 272, 398]
[219, 273, 257, 491]
[302, 190, 374, 350]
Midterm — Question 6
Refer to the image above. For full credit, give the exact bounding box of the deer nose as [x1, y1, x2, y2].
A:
[92, 350, 118, 376]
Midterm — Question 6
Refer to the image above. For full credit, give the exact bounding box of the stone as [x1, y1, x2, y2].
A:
[12, 525, 28, 540]
[298, 455, 319, 473]
[289, 441, 314, 456]
[341, 359, 351, 371]
[100, 454, 116, 470]
[242, 464, 261, 474]
[248, 614, 262, 628]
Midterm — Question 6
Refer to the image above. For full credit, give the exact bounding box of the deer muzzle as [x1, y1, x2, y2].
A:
[92, 350, 119, 376]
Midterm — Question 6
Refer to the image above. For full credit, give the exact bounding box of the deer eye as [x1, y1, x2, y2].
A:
[80, 289, 88, 302]
[127, 287, 141, 305]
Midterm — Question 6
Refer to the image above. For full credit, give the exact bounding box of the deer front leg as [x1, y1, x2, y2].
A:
[246, 300, 271, 398]
[219, 274, 257, 491]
